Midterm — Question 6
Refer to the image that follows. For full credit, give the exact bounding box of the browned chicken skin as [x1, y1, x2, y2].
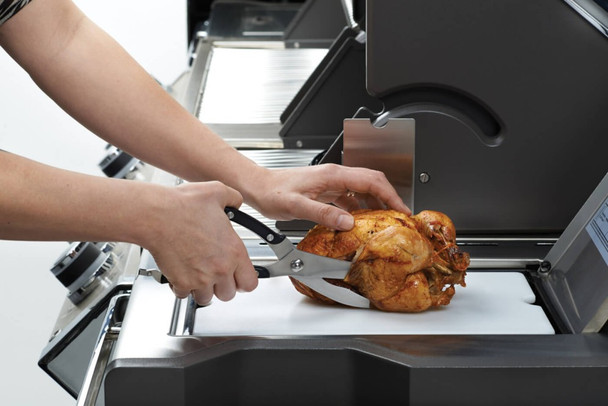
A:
[292, 209, 469, 312]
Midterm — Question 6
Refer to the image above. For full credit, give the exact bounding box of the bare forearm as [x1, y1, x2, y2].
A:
[0, 0, 265, 198]
[0, 150, 156, 243]
[0, 0, 409, 239]
[0, 150, 258, 302]
[0, 0, 410, 304]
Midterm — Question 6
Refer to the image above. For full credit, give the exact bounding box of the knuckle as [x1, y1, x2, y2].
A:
[215, 288, 236, 302]
[170, 282, 191, 298]
[167, 274, 188, 290]
[368, 168, 387, 182]
[192, 289, 213, 305]
[172, 289, 190, 299]
[247, 276, 259, 291]
[322, 163, 339, 172]
[193, 272, 213, 287]
[238, 272, 259, 292]
[208, 180, 226, 193]
[324, 164, 341, 178]
[206, 257, 227, 278]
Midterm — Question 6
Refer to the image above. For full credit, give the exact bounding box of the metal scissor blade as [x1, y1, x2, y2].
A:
[224, 206, 369, 308]
[292, 276, 371, 308]
[264, 246, 352, 279]
[225, 207, 351, 278]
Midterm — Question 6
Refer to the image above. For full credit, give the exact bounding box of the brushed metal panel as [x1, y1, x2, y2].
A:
[343, 118, 415, 210]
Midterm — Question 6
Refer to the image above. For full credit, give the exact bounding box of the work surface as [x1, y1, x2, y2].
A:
[193, 272, 555, 336]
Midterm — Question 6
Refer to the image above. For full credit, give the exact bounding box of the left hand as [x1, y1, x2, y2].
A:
[245, 164, 411, 231]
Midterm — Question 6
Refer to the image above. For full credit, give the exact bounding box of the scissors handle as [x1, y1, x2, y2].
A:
[254, 265, 271, 278]
[224, 207, 286, 245]
[224, 207, 284, 278]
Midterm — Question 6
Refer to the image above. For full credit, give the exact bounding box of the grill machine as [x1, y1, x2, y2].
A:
[39, 1, 608, 405]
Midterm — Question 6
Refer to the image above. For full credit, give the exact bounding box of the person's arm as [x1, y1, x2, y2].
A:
[0, 0, 410, 304]
[0, 0, 259, 188]
[0, 150, 257, 304]
[0, 0, 409, 230]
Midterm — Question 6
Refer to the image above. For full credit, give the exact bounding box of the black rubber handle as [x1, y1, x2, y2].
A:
[224, 207, 286, 245]
[159, 267, 269, 282]
[254, 265, 270, 278]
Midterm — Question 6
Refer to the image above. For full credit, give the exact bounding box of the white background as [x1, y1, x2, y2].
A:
[0, 1, 188, 404]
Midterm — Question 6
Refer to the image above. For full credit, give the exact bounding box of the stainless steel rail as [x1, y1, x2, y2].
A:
[76, 293, 130, 406]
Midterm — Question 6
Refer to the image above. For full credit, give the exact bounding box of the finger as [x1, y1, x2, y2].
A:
[332, 194, 361, 212]
[213, 273, 237, 302]
[298, 198, 354, 230]
[223, 233, 258, 294]
[364, 193, 385, 210]
[219, 183, 244, 209]
[191, 288, 214, 306]
[334, 190, 383, 211]
[171, 284, 192, 300]
[334, 166, 411, 214]
[234, 262, 259, 293]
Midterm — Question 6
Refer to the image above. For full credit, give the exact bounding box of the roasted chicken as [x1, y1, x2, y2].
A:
[292, 209, 469, 312]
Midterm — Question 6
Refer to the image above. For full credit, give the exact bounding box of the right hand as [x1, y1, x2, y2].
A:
[141, 181, 258, 305]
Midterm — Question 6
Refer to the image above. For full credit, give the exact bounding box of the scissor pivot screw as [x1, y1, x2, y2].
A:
[291, 258, 304, 272]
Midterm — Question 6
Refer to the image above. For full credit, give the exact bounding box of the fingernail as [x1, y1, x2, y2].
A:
[337, 214, 354, 230]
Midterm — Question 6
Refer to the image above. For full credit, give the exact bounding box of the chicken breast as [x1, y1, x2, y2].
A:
[291, 209, 469, 312]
